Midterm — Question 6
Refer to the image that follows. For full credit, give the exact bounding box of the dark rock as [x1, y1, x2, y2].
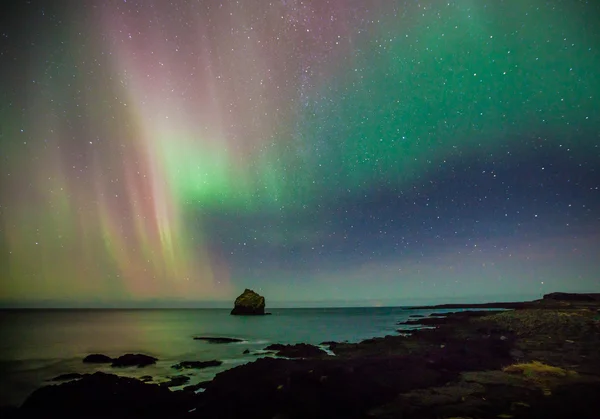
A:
[172, 360, 222, 370]
[193, 336, 244, 343]
[82, 353, 113, 363]
[160, 375, 190, 388]
[231, 288, 266, 315]
[51, 373, 87, 381]
[264, 343, 327, 358]
[111, 354, 158, 368]
[20, 372, 195, 418]
[183, 381, 211, 392]
[197, 353, 450, 419]
[243, 349, 250, 354]
[264, 343, 285, 350]
[409, 314, 425, 318]
[140, 375, 153, 382]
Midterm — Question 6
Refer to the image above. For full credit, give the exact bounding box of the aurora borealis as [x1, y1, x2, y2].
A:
[0, 0, 599, 307]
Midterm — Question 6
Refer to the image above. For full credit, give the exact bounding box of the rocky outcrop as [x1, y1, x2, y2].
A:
[171, 360, 222, 370]
[51, 373, 87, 381]
[193, 336, 244, 343]
[111, 354, 158, 368]
[160, 376, 190, 388]
[230, 289, 266, 315]
[264, 343, 328, 358]
[20, 372, 195, 418]
[82, 353, 113, 363]
[183, 381, 211, 392]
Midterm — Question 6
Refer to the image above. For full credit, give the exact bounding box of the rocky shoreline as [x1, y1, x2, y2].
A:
[3, 294, 600, 418]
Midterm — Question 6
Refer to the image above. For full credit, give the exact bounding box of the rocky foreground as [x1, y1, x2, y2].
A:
[3, 294, 600, 418]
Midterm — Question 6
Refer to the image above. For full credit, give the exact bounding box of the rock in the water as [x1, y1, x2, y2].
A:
[160, 375, 190, 388]
[172, 360, 222, 370]
[263, 343, 327, 358]
[83, 353, 113, 363]
[20, 372, 194, 418]
[51, 373, 87, 381]
[243, 349, 250, 354]
[111, 353, 158, 368]
[183, 381, 211, 392]
[231, 288, 266, 315]
[140, 375, 153, 382]
[193, 336, 244, 343]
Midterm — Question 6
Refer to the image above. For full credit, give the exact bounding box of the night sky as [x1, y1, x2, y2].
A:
[0, 0, 599, 307]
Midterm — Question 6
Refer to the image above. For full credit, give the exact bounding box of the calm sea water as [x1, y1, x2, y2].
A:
[0, 307, 468, 407]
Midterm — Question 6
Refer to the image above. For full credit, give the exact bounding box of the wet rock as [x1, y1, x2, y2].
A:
[243, 349, 250, 354]
[264, 343, 328, 358]
[172, 360, 222, 370]
[111, 354, 158, 368]
[183, 381, 211, 392]
[231, 289, 266, 315]
[140, 375, 153, 382]
[193, 336, 244, 343]
[82, 353, 113, 363]
[51, 373, 87, 381]
[160, 376, 190, 388]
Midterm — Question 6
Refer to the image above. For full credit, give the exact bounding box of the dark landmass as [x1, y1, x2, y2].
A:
[172, 360, 222, 370]
[263, 343, 328, 358]
[543, 292, 600, 302]
[409, 292, 600, 310]
[230, 288, 266, 315]
[408, 301, 534, 310]
[82, 354, 113, 363]
[193, 336, 244, 343]
[6, 293, 600, 418]
[110, 354, 158, 368]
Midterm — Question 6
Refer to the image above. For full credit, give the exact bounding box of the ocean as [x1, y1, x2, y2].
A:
[0, 306, 467, 407]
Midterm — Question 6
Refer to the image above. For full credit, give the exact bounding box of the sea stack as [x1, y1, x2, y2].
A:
[231, 288, 266, 315]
